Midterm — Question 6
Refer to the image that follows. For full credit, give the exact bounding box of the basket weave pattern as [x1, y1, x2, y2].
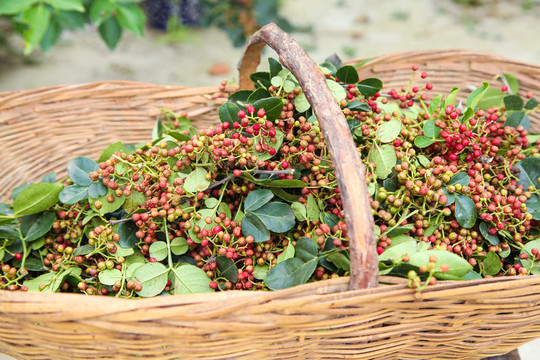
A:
[1, 28, 540, 359]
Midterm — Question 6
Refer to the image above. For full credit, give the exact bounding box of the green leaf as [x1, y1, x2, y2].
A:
[463, 270, 483, 280]
[13, 255, 46, 271]
[479, 221, 499, 245]
[428, 94, 443, 115]
[228, 90, 252, 105]
[72, 244, 95, 256]
[357, 78, 383, 97]
[514, 157, 540, 190]
[184, 168, 210, 193]
[117, 220, 139, 248]
[241, 212, 270, 243]
[170, 237, 188, 255]
[277, 244, 295, 264]
[250, 72, 271, 89]
[23, 271, 63, 293]
[414, 136, 436, 148]
[294, 92, 310, 113]
[268, 57, 283, 78]
[454, 194, 477, 228]
[306, 194, 320, 222]
[504, 111, 529, 130]
[409, 250, 472, 280]
[417, 155, 430, 168]
[59, 185, 88, 205]
[323, 213, 339, 229]
[502, 73, 520, 94]
[525, 97, 539, 110]
[252, 97, 284, 122]
[218, 102, 240, 125]
[216, 255, 238, 282]
[271, 188, 300, 203]
[466, 82, 489, 109]
[271, 76, 284, 88]
[461, 107, 475, 123]
[247, 88, 271, 103]
[152, 117, 163, 140]
[244, 189, 273, 212]
[116, 4, 145, 37]
[504, 94, 524, 111]
[251, 202, 295, 233]
[98, 15, 123, 50]
[11, 184, 32, 201]
[379, 239, 417, 263]
[376, 119, 401, 143]
[40, 172, 56, 183]
[251, 129, 284, 161]
[90, 190, 125, 215]
[169, 264, 213, 295]
[336, 65, 359, 84]
[483, 251, 502, 276]
[291, 202, 307, 222]
[98, 269, 122, 286]
[55, 9, 86, 29]
[0, 215, 16, 226]
[98, 142, 126, 163]
[295, 237, 318, 262]
[90, 0, 115, 26]
[253, 264, 269, 280]
[67, 157, 98, 186]
[40, 19, 62, 52]
[20, 212, 55, 242]
[132, 262, 168, 297]
[149, 241, 168, 261]
[88, 181, 108, 198]
[347, 101, 371, 112]
[21, 5, 51, 55]
[448, 173, 470, 186]
[326, 79, 347, 102]
[477, 88, 504, 110]
[444, 87, 460, 108]
[369, 144, 397, 179]
[14, 183, 62, 217]
[422, 119, 440, 138]
[122, 190, 146, 213]
[265, 257, 317, 290]
[43, 0, 84, 12]
[326, 250, 350, 271]
[0, 0, 37, 14]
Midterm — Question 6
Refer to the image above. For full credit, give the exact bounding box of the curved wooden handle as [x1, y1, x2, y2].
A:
[238, 23, 378, 290]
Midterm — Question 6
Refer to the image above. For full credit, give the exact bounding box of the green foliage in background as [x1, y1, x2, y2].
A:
[0, 0, 299, 55]
[0, 0, 146, 54]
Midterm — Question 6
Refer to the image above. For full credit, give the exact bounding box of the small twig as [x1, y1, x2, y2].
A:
[108, 217, 137, 226]
[251, 169, 295, 177]
[206, 174, 235, 191]
[206, 168, 295, 191]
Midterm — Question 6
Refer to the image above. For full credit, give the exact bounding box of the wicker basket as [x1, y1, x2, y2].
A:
[1, 23, 540, 360]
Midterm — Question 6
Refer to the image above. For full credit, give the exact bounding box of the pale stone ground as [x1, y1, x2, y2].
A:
[1, 0, 540, 358]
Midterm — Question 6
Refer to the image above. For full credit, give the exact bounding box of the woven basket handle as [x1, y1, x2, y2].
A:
[238, 23, 378, 290]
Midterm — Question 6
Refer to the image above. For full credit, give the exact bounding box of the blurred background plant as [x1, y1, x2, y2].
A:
[0, 0, 146, 55]
[0, 0, 300, 56]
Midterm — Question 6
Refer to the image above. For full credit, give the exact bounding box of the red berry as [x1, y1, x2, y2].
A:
[238, 110, 246, 118]
[14, 253, 22, 261]
[257, 109, 266, 117]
